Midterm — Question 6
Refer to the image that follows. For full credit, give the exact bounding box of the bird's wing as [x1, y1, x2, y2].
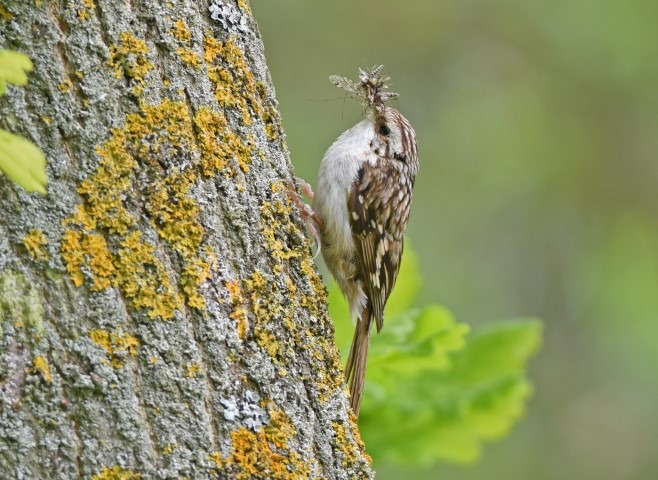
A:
[347, 160, 409, 332]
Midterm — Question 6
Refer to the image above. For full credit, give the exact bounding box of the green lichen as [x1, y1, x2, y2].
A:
[0, 270, 45, 338]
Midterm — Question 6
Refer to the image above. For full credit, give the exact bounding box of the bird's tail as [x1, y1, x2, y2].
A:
[344, 305, 371, 417]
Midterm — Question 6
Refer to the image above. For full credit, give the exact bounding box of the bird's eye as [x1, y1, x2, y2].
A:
[379, 124, 391, 136]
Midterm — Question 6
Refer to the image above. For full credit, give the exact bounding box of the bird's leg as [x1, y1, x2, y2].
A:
[284, 178, 324, 255]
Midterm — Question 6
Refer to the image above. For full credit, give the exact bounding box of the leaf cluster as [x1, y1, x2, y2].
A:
[0, 50, 47, 194]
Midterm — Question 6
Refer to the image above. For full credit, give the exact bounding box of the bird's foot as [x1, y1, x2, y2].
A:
[284, 178, 323, 256]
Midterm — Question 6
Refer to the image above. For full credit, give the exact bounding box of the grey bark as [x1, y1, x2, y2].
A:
[0, 1, 372, 478]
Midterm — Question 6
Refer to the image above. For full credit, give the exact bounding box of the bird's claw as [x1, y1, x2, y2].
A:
[284, 178, 323, 258]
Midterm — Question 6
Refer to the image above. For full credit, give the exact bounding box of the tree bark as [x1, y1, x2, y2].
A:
[0, 1, 372, 478]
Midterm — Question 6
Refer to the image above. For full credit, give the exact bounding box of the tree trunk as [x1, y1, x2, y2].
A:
[0, 1, 372, 478]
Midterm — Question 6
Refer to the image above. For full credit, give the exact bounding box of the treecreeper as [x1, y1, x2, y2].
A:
[289, 66, 419, 417]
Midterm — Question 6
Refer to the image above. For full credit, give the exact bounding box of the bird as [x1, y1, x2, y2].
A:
[308, 66, 419, 416]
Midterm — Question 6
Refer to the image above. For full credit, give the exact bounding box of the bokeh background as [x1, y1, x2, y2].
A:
[251, 1, 658, 479]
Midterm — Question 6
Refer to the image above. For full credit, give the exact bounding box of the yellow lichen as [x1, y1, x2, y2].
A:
[0, 5, 13, 20]
[23, 229, 49, 262]
[231, 182, 343, 385]
[299, 257, 326, 318]
[202, 35, 223, 63]
[145, 169, 208, 309]
[32, 356, 52, 383]
[62, 98, 236, 319]
[226, 280, 248, 340]
[58, 80, 73, 92]
[254, 82, 282, 140]
[171, 19, 191, 42]
[60, 230, 85, 287]
[81, 233, 115, 291]
[243, 270, 286, 362]
[184, 362, 202, 378]
[193, 107, 253, 177]
[58, 31, 291, 331]
[90, 329, 139, 368]
[181, 256, 213, 309]
[177, 48, 201, 68]
[347, 412, 369, 459]
[125, 99, 196, 155]
[204, 36, 262, 124]
[114, 231, 183, 319]
[259, 182, 310, 263]
[209, 406, 313, 479]
[72, 0, 95, 21]
[265, 408, 297, 449]
[91, 465, 141, 480]
[237, 0, 250, 13]
[332, 420, 371, 467]
[77, 7, 90, 20]
[79, 127, 138, 234]
[260, 198, 303, 261]
[219, 182, 345, 403]
[108, 32, 153, 95]
[263, 106, 281, 140]
[162, 443, 177, 455]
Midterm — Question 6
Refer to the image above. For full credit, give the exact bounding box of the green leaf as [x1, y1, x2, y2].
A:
[0, 129, 47, 194]
[0, 49, 33, 95]
[366, 306, 470, 378]
[360, 319, 542, 466]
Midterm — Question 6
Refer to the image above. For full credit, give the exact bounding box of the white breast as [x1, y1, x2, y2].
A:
[313, 119, 375, 256]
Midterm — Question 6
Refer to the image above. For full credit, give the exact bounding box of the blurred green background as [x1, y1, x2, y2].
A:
[251, 1, 658, 478]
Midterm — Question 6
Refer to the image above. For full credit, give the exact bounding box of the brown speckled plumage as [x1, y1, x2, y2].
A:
[314, 100, 418, 416]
